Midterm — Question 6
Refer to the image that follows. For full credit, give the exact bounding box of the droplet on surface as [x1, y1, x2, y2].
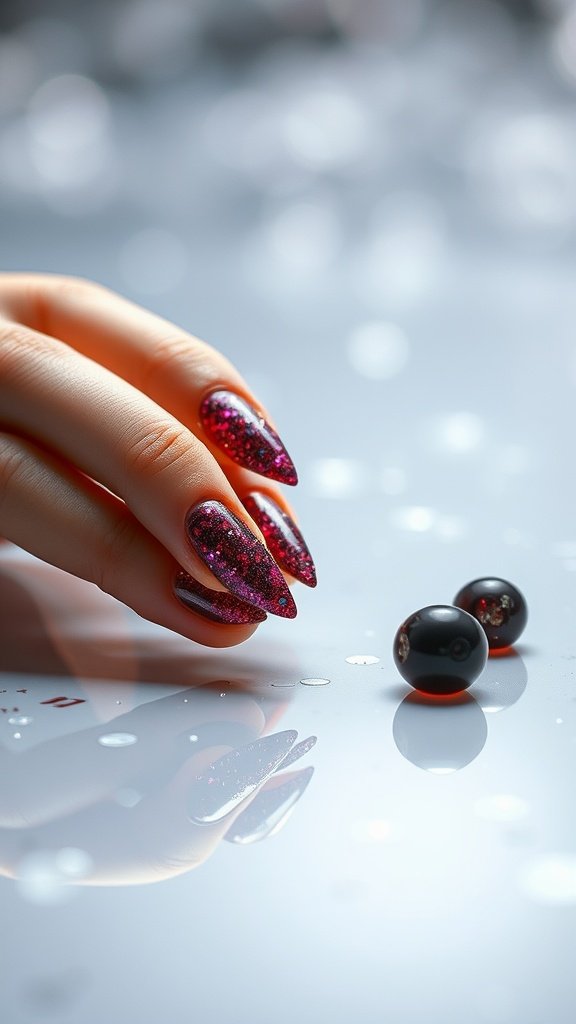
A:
[8, 715, 33, 726]
[300, 677, 330, 686]
[345, 654, 380, 665]
[97, 732, 138, 748]
[189, 734, 199, 743]
[270, 681, 296, 688]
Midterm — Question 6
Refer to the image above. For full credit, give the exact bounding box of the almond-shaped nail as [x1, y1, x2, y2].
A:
[174, 571, 267, 625]
[243, 493, 317, 588]
[273, 735, 317, 772]
[200, 390, 298, 485]
[224, 766, 314, 844]
[188, 729, 298, 824]
[185, 500, 297, 619]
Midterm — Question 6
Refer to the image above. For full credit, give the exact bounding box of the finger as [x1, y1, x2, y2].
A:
[0, 319, 296, 618]
[0, 274, 298, 486]
[0, 431, 267, 671]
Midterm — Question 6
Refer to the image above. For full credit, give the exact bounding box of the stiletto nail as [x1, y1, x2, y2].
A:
[200, 390, 298, 485]
[273, 734, 317, 772]
[224, 767, 314, 844]
[185, 500, 297, 619]
[188, 729, 298, 824]
[174, 571, 267, 625]
[243, 493, 317, 588]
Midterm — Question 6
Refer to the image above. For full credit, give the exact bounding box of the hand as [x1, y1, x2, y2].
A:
[0, 274, 316, 648]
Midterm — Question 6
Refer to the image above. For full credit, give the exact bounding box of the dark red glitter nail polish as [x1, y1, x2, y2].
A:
[185, 500, 297, 619]
[243, 492, 317, 588]
[199, 390, 298, 486]
[174, 571, 267, 625]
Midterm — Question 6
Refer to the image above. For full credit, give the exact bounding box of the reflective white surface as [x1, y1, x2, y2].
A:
[2, 4, 576, 1021]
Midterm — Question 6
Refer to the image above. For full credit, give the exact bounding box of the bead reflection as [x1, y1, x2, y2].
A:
[472, 650, 528, 714]
[393, 691, 488, 773]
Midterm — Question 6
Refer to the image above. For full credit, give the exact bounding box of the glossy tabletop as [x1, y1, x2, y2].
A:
[2, 5, 576, 1022]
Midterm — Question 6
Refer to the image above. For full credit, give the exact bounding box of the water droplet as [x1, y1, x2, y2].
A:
[345, 654, 380, 665]
[300, 677, 330, 686]
[556, 717, 564, 724]
[183, 698, 189, 703]
[8, 715, 32, 726]
[13, 732, 22, 740]
[270, 681, 296, 688]
[115, 700, 122, 705]
[189, 734, 199, 743]
[219, 692, 226, 698]
[97, 732, 138, 748]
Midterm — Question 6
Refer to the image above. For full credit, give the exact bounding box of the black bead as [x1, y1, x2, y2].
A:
[393, 605, 489, 695]
[453, 577, 527, 650]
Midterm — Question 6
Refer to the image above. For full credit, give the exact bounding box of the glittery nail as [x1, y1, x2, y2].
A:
[200, 390, 298, 485]
[174, 571, 267, 625]
[185, 500, 297, 618]
[188, 730, 298, 824]
[243, 492, 317, 588]
[224, 767, 315, 844]
[273, 735, 317, 772]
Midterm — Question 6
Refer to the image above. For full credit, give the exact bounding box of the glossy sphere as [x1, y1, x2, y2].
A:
[453, 577, 527, 650]
[393, 605, 489, 695]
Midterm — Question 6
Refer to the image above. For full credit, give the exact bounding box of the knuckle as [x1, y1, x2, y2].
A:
[124, 420, 192, 478]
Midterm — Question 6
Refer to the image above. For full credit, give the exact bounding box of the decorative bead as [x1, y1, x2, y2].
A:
[453, 578, 527, 650]
[393, 605, 488, 695]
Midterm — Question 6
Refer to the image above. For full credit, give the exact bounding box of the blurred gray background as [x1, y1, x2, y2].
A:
[2, 0, 576, 640]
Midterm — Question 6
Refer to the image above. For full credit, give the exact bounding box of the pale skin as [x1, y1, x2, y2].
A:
[0, 273, 299, 648]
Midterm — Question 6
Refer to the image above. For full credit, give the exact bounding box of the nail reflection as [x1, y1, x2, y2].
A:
[473, 650, 528, 713]
[224, 766, 314, 844]
[188, 730, 299, 823]
[393, 691, 488, 772]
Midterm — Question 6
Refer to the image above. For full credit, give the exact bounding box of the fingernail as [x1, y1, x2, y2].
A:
[274, 734, 317, 772]
[200, 390, 298, 486]
[223, 766, 314, 844]
[174, 571, 267, 625]
[185, 500, 297, 619]
[243, 493, 317, 588]
[188, 729, 298, 824]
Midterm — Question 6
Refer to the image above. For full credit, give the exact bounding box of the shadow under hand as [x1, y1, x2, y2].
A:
[393, 690, 488, 773]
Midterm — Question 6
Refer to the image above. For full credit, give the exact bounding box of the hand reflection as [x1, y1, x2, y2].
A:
[0, 555, 316, 890]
